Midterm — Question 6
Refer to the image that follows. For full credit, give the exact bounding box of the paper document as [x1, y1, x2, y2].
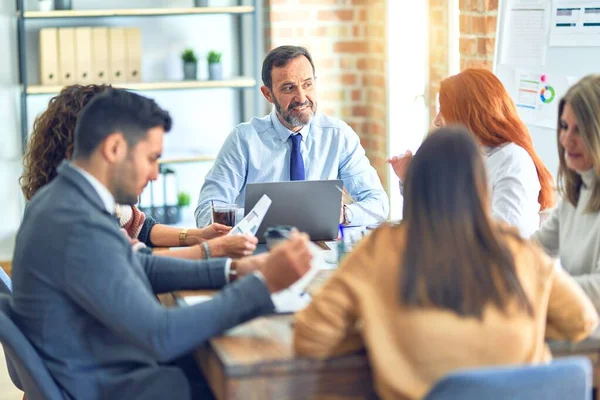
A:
[550, 1, 600, 46]
[183, 295, 211, 306]
[181, 241, 337, 314]
[271, 241, 336, 313]
[228, 195, 271, 237]
[514, 69, 577, 129]
[500, 6, 548, 66]
[510, 0, 547, 4]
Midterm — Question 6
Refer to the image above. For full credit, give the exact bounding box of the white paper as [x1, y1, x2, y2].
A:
[510, 0, 547, 5]
[514, 69, 577, 129]
[270, 242, 336, 313]
[501, 7, 548, 66]
[181, 241, 337, 313]
[228, 194, 271, 237]
[550, 1, 600, 46]
[183, 295, 211, 306]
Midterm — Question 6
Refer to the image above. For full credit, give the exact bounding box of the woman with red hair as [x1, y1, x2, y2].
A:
[389, 68, 554, 237]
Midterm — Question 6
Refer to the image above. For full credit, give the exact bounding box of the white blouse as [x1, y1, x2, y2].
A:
[484, 143, 541, 238]
[399, 142, 541, 238]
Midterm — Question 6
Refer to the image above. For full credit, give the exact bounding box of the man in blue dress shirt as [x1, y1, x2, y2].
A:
[195, 45, 389, 228]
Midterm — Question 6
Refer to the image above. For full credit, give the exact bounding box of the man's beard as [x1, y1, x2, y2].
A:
[111, 158, 140, 206]
[274, 97, 317, 128]
[113, 185, 139, 206]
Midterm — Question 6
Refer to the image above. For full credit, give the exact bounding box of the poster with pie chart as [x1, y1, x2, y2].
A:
[540, 84, 556, 104]
[514, 69, 577, 129]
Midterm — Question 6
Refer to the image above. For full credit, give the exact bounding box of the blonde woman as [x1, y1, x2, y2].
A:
[533, 74, 600, 312]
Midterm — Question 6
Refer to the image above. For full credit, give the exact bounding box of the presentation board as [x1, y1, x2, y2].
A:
[494, 0, 600, 177]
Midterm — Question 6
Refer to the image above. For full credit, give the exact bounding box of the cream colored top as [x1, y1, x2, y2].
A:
[294, 224, 598, 400]
[533, 169, 600, 313]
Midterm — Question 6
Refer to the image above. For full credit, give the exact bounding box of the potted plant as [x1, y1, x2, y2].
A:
[38, 0, 53, 11]
[181, 49, 198, 80]
[207, 50, 223, 80]
[177, 192, 191, 223]
[54, 0, 72, 10]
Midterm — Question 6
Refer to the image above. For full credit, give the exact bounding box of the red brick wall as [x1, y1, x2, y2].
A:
[263, 0, 388, 185]
[459, 0, 498, 70]
[428, 0, 499, 118]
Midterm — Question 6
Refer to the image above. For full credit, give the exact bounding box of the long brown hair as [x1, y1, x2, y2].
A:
[400, 126, 533, 319]
[557, 74, 600, 211]
[439, 68, 555, 210]
[20, 84, 111, 200]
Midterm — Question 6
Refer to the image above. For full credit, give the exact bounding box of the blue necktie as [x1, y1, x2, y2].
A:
[289, 133, 305, 181]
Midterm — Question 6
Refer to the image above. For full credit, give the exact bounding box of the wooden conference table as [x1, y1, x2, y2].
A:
[160, 240, 600, 400]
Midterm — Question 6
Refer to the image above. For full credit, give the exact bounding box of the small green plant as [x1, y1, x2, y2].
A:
[181, 49, 198, 64]
[177, 192, 191, 207]
[207, 50, 222, 64]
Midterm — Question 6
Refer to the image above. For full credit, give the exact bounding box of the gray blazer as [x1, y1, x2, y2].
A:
[11, 161, 274, 400]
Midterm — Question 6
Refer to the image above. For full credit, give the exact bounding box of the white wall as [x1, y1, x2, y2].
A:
[1, 0, 256, 259]
[386, 0, 429, 220]
[0, 1, 22, 261]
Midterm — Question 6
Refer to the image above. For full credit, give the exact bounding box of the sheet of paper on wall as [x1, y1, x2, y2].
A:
[550, 1, 600, 46]
[500, 5, 549, 66]
[228, 194, 271, 237]
[509, 0, 548, 5]
[514, 69, 577, 129]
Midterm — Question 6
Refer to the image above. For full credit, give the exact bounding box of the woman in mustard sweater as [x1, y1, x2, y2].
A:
[294, 125, 598, 400]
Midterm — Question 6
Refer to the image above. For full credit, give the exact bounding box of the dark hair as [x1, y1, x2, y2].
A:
[400, 125, 533, 319]
[261, 45, 315, 89]
[21, 84, 111, 200]
[73, 88, 172, 159]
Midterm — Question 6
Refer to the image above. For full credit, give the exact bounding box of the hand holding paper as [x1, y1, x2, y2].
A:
[228, 194, 272, 237]
[259, 232, 313, 294]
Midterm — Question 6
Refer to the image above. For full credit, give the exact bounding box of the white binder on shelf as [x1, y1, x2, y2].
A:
[91, 27, 109, 83]
[108, 27, 127, 83]
[124, 27, 142, 82]
[57, 28, 76, 86]
[39, 28, 59, 86]
[74, 27, 93, 84]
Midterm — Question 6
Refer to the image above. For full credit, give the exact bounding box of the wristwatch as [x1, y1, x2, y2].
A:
[179, 229, 188, 246]
[228, 262, 238, 282]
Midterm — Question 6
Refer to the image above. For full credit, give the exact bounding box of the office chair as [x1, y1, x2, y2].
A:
[0, 294, 64, 400]
[424, 356, 591, 400]
[0, 266, 11, 294]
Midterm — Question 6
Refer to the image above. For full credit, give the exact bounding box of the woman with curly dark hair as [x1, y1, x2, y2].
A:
[20, 84, 257, 259]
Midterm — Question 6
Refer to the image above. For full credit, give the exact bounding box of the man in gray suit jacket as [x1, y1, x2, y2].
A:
[11, 89, 312, 399]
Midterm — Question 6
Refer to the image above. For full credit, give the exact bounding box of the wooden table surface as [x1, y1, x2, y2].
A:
[163, 269, 377, 400]
[162, 287, 600, 400]
[160, 235, 600, 399]
[189, 304, 378, 400]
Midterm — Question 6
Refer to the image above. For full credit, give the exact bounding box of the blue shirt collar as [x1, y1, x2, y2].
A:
[270, 107, 312, 142]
